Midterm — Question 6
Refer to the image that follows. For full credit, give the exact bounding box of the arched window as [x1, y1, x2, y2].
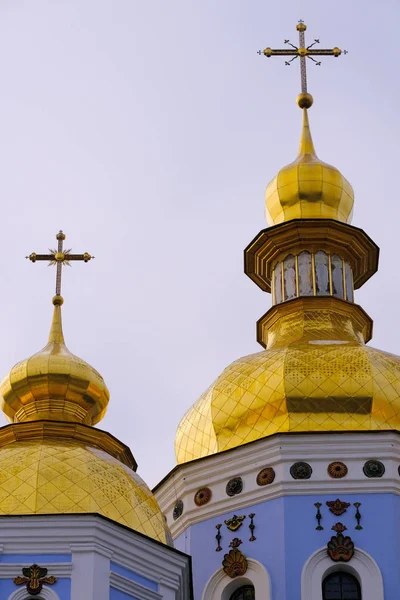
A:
[323, 571, 361, 600]
[229, 585, 255, 600]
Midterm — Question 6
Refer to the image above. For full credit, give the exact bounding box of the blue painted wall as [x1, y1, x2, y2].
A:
[175, 492, 400, 600]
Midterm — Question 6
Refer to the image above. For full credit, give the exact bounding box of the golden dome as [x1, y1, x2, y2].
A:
[265, 108, 354, 225]
[0, 300, 109, 425]
[175, 298, 400, 464]
[0, 422, 168, 543]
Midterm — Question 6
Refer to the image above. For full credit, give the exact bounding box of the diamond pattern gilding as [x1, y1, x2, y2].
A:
[175, 343, 400, 463]
[0, 440, 167, 543]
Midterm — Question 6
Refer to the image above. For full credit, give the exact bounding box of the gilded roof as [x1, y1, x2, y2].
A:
[175, 340, 400, 464]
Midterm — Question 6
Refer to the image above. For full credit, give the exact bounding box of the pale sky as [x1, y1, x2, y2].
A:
[0, 1, 398, 488]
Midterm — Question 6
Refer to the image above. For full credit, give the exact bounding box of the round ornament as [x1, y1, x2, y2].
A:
[363, 460, 385, 478]
[290, 461, 312, 480]
[328, 461, 348, 479]
[194, 487, 212, 506]
[173, 499, 184, 520]
[256, 467, 275, 486]
[226, 477, 243, 497]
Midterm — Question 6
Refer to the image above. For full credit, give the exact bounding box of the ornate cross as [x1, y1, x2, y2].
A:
[258, 20, 347, 97]
[27, 230, 93, 300]
[13, 564, 57, 595]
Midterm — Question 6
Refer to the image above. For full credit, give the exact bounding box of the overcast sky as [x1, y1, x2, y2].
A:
[0, 1, 398, 488]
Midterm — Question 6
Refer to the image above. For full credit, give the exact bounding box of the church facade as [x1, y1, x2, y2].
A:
[0, 20, 396, 600]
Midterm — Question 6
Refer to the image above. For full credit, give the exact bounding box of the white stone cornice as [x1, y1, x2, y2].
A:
[154, 431, 400, 538]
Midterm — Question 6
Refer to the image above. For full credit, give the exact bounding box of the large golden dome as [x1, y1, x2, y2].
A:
[0, 423, 168, 542]
[175, 298, 400, 463]
[265, 108, 354, 226]
[0, 300, 109, 425]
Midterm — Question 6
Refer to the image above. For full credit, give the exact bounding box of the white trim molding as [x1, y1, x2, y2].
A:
[8, 586, 60, 600]
[201, 558, 271, 600]
[155, 431, 400, 539]
[301, 546, 384, 600]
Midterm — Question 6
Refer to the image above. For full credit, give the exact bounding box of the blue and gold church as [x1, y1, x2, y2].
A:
[0, 20, 396, 600]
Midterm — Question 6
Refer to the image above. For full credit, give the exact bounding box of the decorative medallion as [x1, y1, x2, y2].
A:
[328, 461, 348, 479]
[314, 502, 323, 530]
[331, 522, 347, 533]
[173, 499, 184, 520]
[194, 487, 212, 507]
[363, 459, 385, 478]
[326, 499, 351, 516]
[256, 467, 275, 486]
[327, 532, 355, 562]
[222, 549, 248, 578]
[290, 461, 312, 480]
[225, 515, 246, 531]
[249, 513, 256, 542]
[13, 564, 57, 596]
[354, 502, 363, 530]
[215, 524, 222, 552]
[226, 477, 243, 497]
[229, 537, 243, 549]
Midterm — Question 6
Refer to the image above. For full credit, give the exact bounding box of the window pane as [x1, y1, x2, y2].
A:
[230, 585, 255, 600]
[323, 572, 361, 600]
[274, 263, 282, 304]
[298, 251, 313, 296]
[315, 251, 330, 296]
[284, 254, 296, 301]
[345, 263, 354, 302]
[331, 255, 344, 298]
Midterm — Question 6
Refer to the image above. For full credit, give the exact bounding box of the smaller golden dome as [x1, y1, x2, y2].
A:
[265, 108, 354, 225]
[0, 299, 109, 425]
[0, 433, 168, 542]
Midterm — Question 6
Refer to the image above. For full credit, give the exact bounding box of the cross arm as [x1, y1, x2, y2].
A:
[64, 253, 93, 262]
[260, 48, 298, 57]
[307, 48, 344, 56]
[27, 253, 54, 262]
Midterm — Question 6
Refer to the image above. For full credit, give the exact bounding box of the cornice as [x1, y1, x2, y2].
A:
[154, 431, 400, 538]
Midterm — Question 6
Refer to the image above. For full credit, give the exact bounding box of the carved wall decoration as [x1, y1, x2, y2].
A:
[222, 548, 248, 578]
[326, 499, 351, 516]
[331, 522, 347, 533]
[328, 461, 348, 478]
[13, 564, 57, 596]
[314, 502, 323, 530]
[249, 513, 256, 541]
[229, 537, 243, 549]
[226, 477, 243, 496]
[290, 461, 312, 480]
[173, 499, 184, 520]
[194, 487, 212, 506]
[363, 459, 385, 478]
[354, 502, 363, 530]
[256, 467, 275, 486]
[327, 532, 355, 562]
[215, 524, 222, 552]
[225, 515, 245, 531]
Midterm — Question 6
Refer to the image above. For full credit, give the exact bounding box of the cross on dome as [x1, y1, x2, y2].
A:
[258, 20, 347, 108]
[26, 230, 94, 305]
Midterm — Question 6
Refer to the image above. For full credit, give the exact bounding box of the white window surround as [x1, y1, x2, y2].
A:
[201, 558, 271, 600]
[8, 586, 60, 600]
[301, 546, 384, 600]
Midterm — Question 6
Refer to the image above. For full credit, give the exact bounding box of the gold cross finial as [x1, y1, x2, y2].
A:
[258, 20, 347, 108]
[26, 230, 94, 305]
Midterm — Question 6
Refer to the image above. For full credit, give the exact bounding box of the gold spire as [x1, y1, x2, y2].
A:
[0, 232, 109, 425]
